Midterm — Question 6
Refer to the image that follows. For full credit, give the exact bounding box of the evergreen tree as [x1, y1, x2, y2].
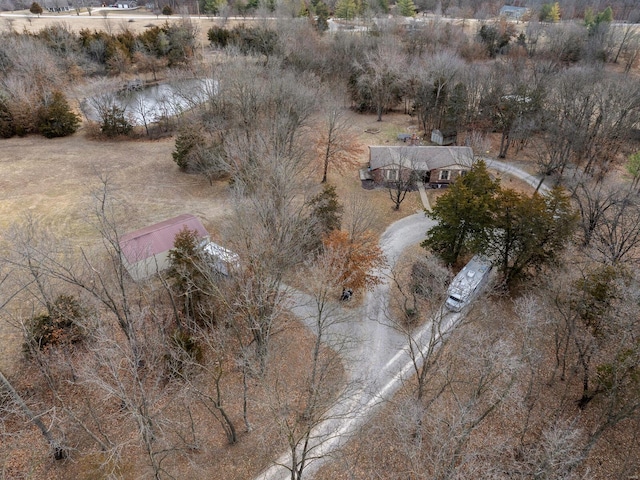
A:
[539, 2, 560, 22]
[202, 0, 226, 15]
[314, 1, 330, 32]
[583, 7, 595, 27]
[99, 104, 132, 137]
[422, 160, 499, 266]
[396, 0, 415, 17]
[423, 164, 576, 285]
[597, 6, 613, 23]
[172, 126, 206, 171]
[207, 26, 231, 47]
[335, 0, 357, 20]
[626, 152, 640, 189]
[0, 95, 14, 139]
[584, 6, 613, 33]
[486, 186, 576, 286]
[306, 184, 344, 252]
[167, 228, 211, 327]
[549, 2, 561, 21]
[37, 91, 80, 139]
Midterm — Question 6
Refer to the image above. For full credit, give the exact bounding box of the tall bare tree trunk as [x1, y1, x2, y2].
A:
[0, 369, 68, 460]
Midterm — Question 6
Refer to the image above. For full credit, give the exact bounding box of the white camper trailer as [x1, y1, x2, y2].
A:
[201, 241, 240, 276]
[445, 256, 492, 312]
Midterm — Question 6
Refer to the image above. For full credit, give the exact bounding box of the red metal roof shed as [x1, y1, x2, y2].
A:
[119, 213, 209, 265]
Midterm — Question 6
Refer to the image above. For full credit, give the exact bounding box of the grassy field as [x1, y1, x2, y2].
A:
[0, 8, 263, 47]
[0, 132, 228, 370]
[0, 107, 432, 371]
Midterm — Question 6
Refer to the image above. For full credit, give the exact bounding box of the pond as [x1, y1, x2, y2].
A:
[81, 78, 217, 126]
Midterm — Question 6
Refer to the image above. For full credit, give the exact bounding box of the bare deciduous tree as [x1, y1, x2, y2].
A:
[269, 246, 359, 479]
[352, 44, 406, 122]
[383, 148, 420, 211]
[0, 267, 68, 461]
[387, 254, 451, 401]
[590, 188, 640, 265]
[411, 51, 464, 134]
[314, 103, 363, 184]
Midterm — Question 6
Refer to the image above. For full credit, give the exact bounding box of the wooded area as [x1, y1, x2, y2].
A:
[2, 1, 640, 478]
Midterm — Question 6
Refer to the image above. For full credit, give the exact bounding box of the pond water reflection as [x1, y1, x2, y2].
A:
[81, 78, 216, 126]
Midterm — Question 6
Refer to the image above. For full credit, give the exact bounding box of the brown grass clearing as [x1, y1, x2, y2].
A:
[1, 10, 280, 53]
[0, 111, 543, 372]
[0, 132, 229, 371]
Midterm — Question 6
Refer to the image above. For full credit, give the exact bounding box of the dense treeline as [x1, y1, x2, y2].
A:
[200, 15, 640, 177]
[193, 13, 640, 479]
[0, 21, 196, 138]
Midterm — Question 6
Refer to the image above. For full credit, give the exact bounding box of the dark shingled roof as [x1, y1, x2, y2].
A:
[368, 146, 474, 171]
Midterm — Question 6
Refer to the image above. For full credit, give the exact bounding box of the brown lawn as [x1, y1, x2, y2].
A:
[1, 9, 273, 48]
[0, 132, 227, 371]
[0, 109, 428, 369]
[0, 105, 537, 372]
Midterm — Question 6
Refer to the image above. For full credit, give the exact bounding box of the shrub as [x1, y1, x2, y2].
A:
[234, 25, 279, 58]
[29, 1, 42, 15]
[0, 95, 15, 138]
[38, 91, 80, 138]
[99, 104, 133, 137]
[172, 125, 206, 170]
[6, 98, 39, 137]
[162, 4, 173, 15]
[207, 26, 231, 48]
[23, 295, 86, 355]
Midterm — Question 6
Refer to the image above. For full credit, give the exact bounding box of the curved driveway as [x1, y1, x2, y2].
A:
[258, 212, 439, 480]
[257, 159, 548, 479]
[484, 157, 549, 194]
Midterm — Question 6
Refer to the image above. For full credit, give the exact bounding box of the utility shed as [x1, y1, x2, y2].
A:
[120, 214, 209, 281]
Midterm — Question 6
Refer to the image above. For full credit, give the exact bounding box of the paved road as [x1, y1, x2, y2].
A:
[483, 157, 550, 194]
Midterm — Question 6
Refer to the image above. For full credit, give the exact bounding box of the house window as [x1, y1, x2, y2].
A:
[439, 170, 450, 181]
[385, 169, 399, 181]
[460, 170, 467, 177]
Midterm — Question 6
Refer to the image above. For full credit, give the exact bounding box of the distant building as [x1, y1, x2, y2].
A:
[115, 1, 136, 8]
[499, 5, 530, 21]
[43, 0, 71, 11]
[431, 129, 458, 146]
[119, 214, 209, 281]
